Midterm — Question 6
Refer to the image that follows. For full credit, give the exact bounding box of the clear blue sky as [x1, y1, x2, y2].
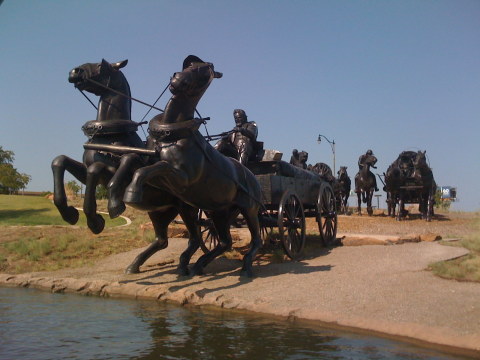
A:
[1, 0, 479, 211]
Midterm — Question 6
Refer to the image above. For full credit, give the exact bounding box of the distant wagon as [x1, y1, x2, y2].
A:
[383, 150, 436, 221]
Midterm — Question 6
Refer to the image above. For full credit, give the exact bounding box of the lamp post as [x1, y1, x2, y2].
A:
[317, 134, 336, 174]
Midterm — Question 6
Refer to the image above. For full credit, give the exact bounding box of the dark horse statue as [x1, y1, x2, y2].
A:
[412, 150, 436, 222]
[384, 163, 404, 219]
[334, 166, 351, 214]
[384, 150, 419, 220]
[51, 59, 146, 234]
[109, 55, 263, 277]
[354, 154, 377, 216]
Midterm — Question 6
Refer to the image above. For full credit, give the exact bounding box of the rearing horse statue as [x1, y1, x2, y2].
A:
[111, 55, 263, 277]
[354, 154, 377, 216]
[51, 59, 145, 234]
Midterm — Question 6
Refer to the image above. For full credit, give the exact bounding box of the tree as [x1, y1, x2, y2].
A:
[96, 184, 108, 199]
[0, 146, 14, 164]
[434, 189, 451, 211]
[65, 180, 81, 196]
[0, 146, 31, 194]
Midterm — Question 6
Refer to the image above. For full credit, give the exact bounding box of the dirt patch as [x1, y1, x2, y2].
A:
[312, 210, 475, 240]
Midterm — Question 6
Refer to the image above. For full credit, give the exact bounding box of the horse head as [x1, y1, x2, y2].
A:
[162, 56, 222, 124]
[298, 151, 308, 168]
[69, 59, 129, 96]
[385, 163, 402, 188]
[413, 150, 428, 170]
[169, 55, 222, 97]
[69, 59, 131, 121]
[338, 166, 348, 180]
[362, 155, 377, 171]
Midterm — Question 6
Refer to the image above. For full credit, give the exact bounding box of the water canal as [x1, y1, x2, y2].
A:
[0, 287, 474, 360]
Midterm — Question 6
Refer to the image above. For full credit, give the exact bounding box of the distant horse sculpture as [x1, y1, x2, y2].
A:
[334, 166, 351, 214]
[354, 154, 377, 215]
[51, 59, 145, 234]
[412, 150, 436, 221]
[110, 55, 263, 277]
[384, 163, 404, 219]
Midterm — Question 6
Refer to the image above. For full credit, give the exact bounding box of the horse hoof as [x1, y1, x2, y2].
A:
[123, 188, 143, 204]
[190, 264, 204, 276]
[108, 202, 126, 219]
[240, 268, 255, 278]
[125, 264, 140, 274]
[62, 206, 79, 225]
[87, 214, 105, 234]
[177, 266, 190, 277]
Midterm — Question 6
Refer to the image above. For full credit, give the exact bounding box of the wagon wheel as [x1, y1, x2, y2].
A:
[197, 210, 218, 253]
[278, 191, 306, 260]
[317, 182, 338, 246]
[258, 208, 274, 246]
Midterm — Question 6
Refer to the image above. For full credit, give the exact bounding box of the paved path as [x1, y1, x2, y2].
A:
[1, 238, 479, 355]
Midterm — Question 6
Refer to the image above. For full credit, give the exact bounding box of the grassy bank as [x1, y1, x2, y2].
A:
[0, 195, 154, 273]
[0, 195, 125, 227]
[429, 215, 480, 282]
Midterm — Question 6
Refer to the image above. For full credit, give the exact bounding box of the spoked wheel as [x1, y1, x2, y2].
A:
[258, 208, 274, 246]
[278, 191, 306, 260]
[317, 182, 338, 246]
[197, 210, 218, 253]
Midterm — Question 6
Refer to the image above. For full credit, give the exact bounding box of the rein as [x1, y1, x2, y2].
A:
[84, 77, 164, 112]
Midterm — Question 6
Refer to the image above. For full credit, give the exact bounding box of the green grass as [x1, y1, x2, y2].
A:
[429, 215, 480, 282]
[0, 194, 125, 227]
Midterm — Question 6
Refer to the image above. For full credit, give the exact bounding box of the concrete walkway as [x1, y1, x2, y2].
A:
[1, 238, 479, 356]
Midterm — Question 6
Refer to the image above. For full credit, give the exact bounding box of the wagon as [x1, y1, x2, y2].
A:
[198, 156, 338, 260]
[383, 150, 435, 221]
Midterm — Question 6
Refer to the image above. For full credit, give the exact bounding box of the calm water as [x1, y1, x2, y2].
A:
[0, 287, 474, 360]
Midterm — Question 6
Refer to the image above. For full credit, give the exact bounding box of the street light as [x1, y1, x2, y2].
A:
[317, 134, 336, 174]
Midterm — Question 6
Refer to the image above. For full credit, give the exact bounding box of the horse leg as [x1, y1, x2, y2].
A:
[396, 195, 404, 221]
[83, 162, 113, 234]
[240, 206, 262, 278]
[357, 192, 362, 215]
[191, 210, 232, 276]
[124, 161, 189, 204]
[367, 189, 373, 216]
[51, 155, 86, 225]
[390, 193, 396, 218]
[125, 208, 177, 274]
[107, 153, 143, 218]
[427, 190, 434, 222]
[177, 204, 202, 276]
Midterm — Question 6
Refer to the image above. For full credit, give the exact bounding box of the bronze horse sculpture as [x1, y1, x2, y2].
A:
[354, 154, 377, 216]
[109, 55, 263, 277]
[412, 150, 436, 222]
[51, 59, 146, 234]
[384, 163, 404, 219]
[334, 166, 351, 214]
[383, 151, 415, 219]
[52, 59, 204, 276]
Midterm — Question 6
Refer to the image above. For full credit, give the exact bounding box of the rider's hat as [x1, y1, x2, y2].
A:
[233, 109, 246, 117]
[366, 149, 373, 155]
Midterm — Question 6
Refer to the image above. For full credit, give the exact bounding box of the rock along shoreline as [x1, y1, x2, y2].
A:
[1, 238, 480, 357]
